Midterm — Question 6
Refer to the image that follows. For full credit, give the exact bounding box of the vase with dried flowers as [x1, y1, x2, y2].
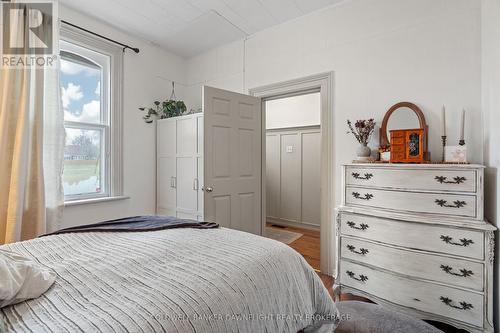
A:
[347, 119, 376, 161]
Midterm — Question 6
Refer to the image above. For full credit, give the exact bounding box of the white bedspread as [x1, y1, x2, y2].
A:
[0, 227, 338, 333]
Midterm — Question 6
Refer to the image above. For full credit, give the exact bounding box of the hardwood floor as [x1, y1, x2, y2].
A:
[267, 223, 321, 270]
[266, 223, 467, 333]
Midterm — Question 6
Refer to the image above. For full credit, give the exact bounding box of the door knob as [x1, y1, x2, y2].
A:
[205, 186, 214, 193]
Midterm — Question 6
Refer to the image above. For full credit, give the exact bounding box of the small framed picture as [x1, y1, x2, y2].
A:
[445, 145, 467, 163]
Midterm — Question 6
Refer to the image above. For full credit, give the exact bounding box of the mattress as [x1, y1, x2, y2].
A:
[0, 227, 338, 332]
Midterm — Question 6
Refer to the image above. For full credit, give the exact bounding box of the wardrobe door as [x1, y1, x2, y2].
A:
[176, 116, 198, 215]
[177, 116, 197, 155]
[157, 119, 176, 216]
[176, 157, 198, 213]
[157, 157, 176, 216]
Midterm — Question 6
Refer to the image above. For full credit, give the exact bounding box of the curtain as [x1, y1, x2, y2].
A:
[0, 2, 64, 244]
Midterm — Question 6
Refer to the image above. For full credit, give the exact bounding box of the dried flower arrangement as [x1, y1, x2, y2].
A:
[347, 119, 376, 146]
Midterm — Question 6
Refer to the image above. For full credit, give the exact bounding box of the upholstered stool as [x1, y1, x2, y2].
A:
[335, 301, 443, 333]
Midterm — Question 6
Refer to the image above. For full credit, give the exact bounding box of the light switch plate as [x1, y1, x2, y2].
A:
[286, 145, 293, 153]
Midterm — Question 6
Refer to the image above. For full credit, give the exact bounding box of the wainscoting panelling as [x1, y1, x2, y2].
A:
[266, 126, 320, 229]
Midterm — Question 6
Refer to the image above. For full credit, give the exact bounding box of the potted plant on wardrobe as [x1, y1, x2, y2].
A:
[139, 82, 187, 123]
[139, 99, 187, 123]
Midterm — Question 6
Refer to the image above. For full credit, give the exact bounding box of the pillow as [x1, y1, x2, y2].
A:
[335, 301, 443, 333]
[0, 249, 56, 308]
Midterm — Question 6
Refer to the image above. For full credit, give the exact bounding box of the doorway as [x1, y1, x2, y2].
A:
[264, 92, 322, 270]
[250, 72, 335, 275]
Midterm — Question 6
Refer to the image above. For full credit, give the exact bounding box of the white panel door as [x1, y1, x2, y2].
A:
[203, 86, 262, 235]
[196, 115, 204, 220]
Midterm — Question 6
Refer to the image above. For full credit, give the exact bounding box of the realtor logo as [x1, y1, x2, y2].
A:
[2, 2, 53, 54]
[1, 1, 57, 68]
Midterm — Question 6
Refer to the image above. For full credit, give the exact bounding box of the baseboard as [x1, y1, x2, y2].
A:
[267, 217, 320, 231]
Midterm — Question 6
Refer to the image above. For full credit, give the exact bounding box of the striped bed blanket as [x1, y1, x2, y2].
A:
[0, 227, 338, 332]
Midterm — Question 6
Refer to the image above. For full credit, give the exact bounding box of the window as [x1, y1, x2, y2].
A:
[60, 25, 123, 202]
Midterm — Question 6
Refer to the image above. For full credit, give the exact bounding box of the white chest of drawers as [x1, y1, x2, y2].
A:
[335, 164, 496, 333]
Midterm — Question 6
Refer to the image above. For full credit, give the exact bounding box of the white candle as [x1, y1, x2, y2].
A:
[460, 109, 466, 141]
[441, 106, 446, 137]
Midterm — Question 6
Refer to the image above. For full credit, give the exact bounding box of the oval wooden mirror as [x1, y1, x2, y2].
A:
[379, 102, 428, 148]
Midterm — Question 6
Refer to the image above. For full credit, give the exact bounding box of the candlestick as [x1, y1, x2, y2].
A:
[441, 106, 446, 137]
[459, 109, 465, 145]
[441, 135, 447, 162]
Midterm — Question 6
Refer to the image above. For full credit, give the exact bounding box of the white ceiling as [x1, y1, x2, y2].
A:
[59, 0, 345, 57]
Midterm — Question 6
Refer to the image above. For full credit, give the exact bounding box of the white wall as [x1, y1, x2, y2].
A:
[481, 0, 500, 326]
[59, 5, 188, 228]
[266, 93, 321, 129]
[186, 0, 483, 209]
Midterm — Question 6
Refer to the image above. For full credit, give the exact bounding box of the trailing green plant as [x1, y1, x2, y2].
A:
[139, 99, 187, 123]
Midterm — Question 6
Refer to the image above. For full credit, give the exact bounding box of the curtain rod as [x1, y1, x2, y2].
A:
[61, 20, 140, 53]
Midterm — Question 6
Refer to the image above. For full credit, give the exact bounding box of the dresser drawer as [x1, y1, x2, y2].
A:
[346, 166, 477, 193]
[340, 213, 484, 260]
[341, 237, 484, 291]
[340, 261, 484, 327]
[345, 186, 477, 219]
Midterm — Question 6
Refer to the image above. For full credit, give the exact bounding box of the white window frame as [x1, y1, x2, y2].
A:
[61, 23, 123, 203]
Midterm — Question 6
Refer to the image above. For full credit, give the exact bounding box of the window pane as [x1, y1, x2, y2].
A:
[265, 92, 320, 129]
[63, 128, 103, 196]
[60, 54, 102, 124]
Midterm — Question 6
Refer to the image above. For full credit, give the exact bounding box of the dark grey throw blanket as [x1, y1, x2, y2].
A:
[41, 215, 219, 237]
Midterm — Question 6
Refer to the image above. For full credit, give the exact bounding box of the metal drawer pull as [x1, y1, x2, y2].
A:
[435, 176, 466, 184]
[440, 235, 474, 247]
[352, 192, 374, 201]
[352, 172, 373, 180]
[439, 296, 473, 310]
[346, 221, 369, 230]
[347, 245, 369, 255]
[440, 265, 473, 277]
[346, 271, 368, 282]
[435, 199, 466, 208]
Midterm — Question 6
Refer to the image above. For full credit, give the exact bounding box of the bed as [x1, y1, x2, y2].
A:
[0, 223, 338, 333]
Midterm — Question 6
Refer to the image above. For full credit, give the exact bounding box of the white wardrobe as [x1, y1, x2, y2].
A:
[157, 113, 204, 221]
[156, 86, 263, 235]
[266, 126, 321, 229]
